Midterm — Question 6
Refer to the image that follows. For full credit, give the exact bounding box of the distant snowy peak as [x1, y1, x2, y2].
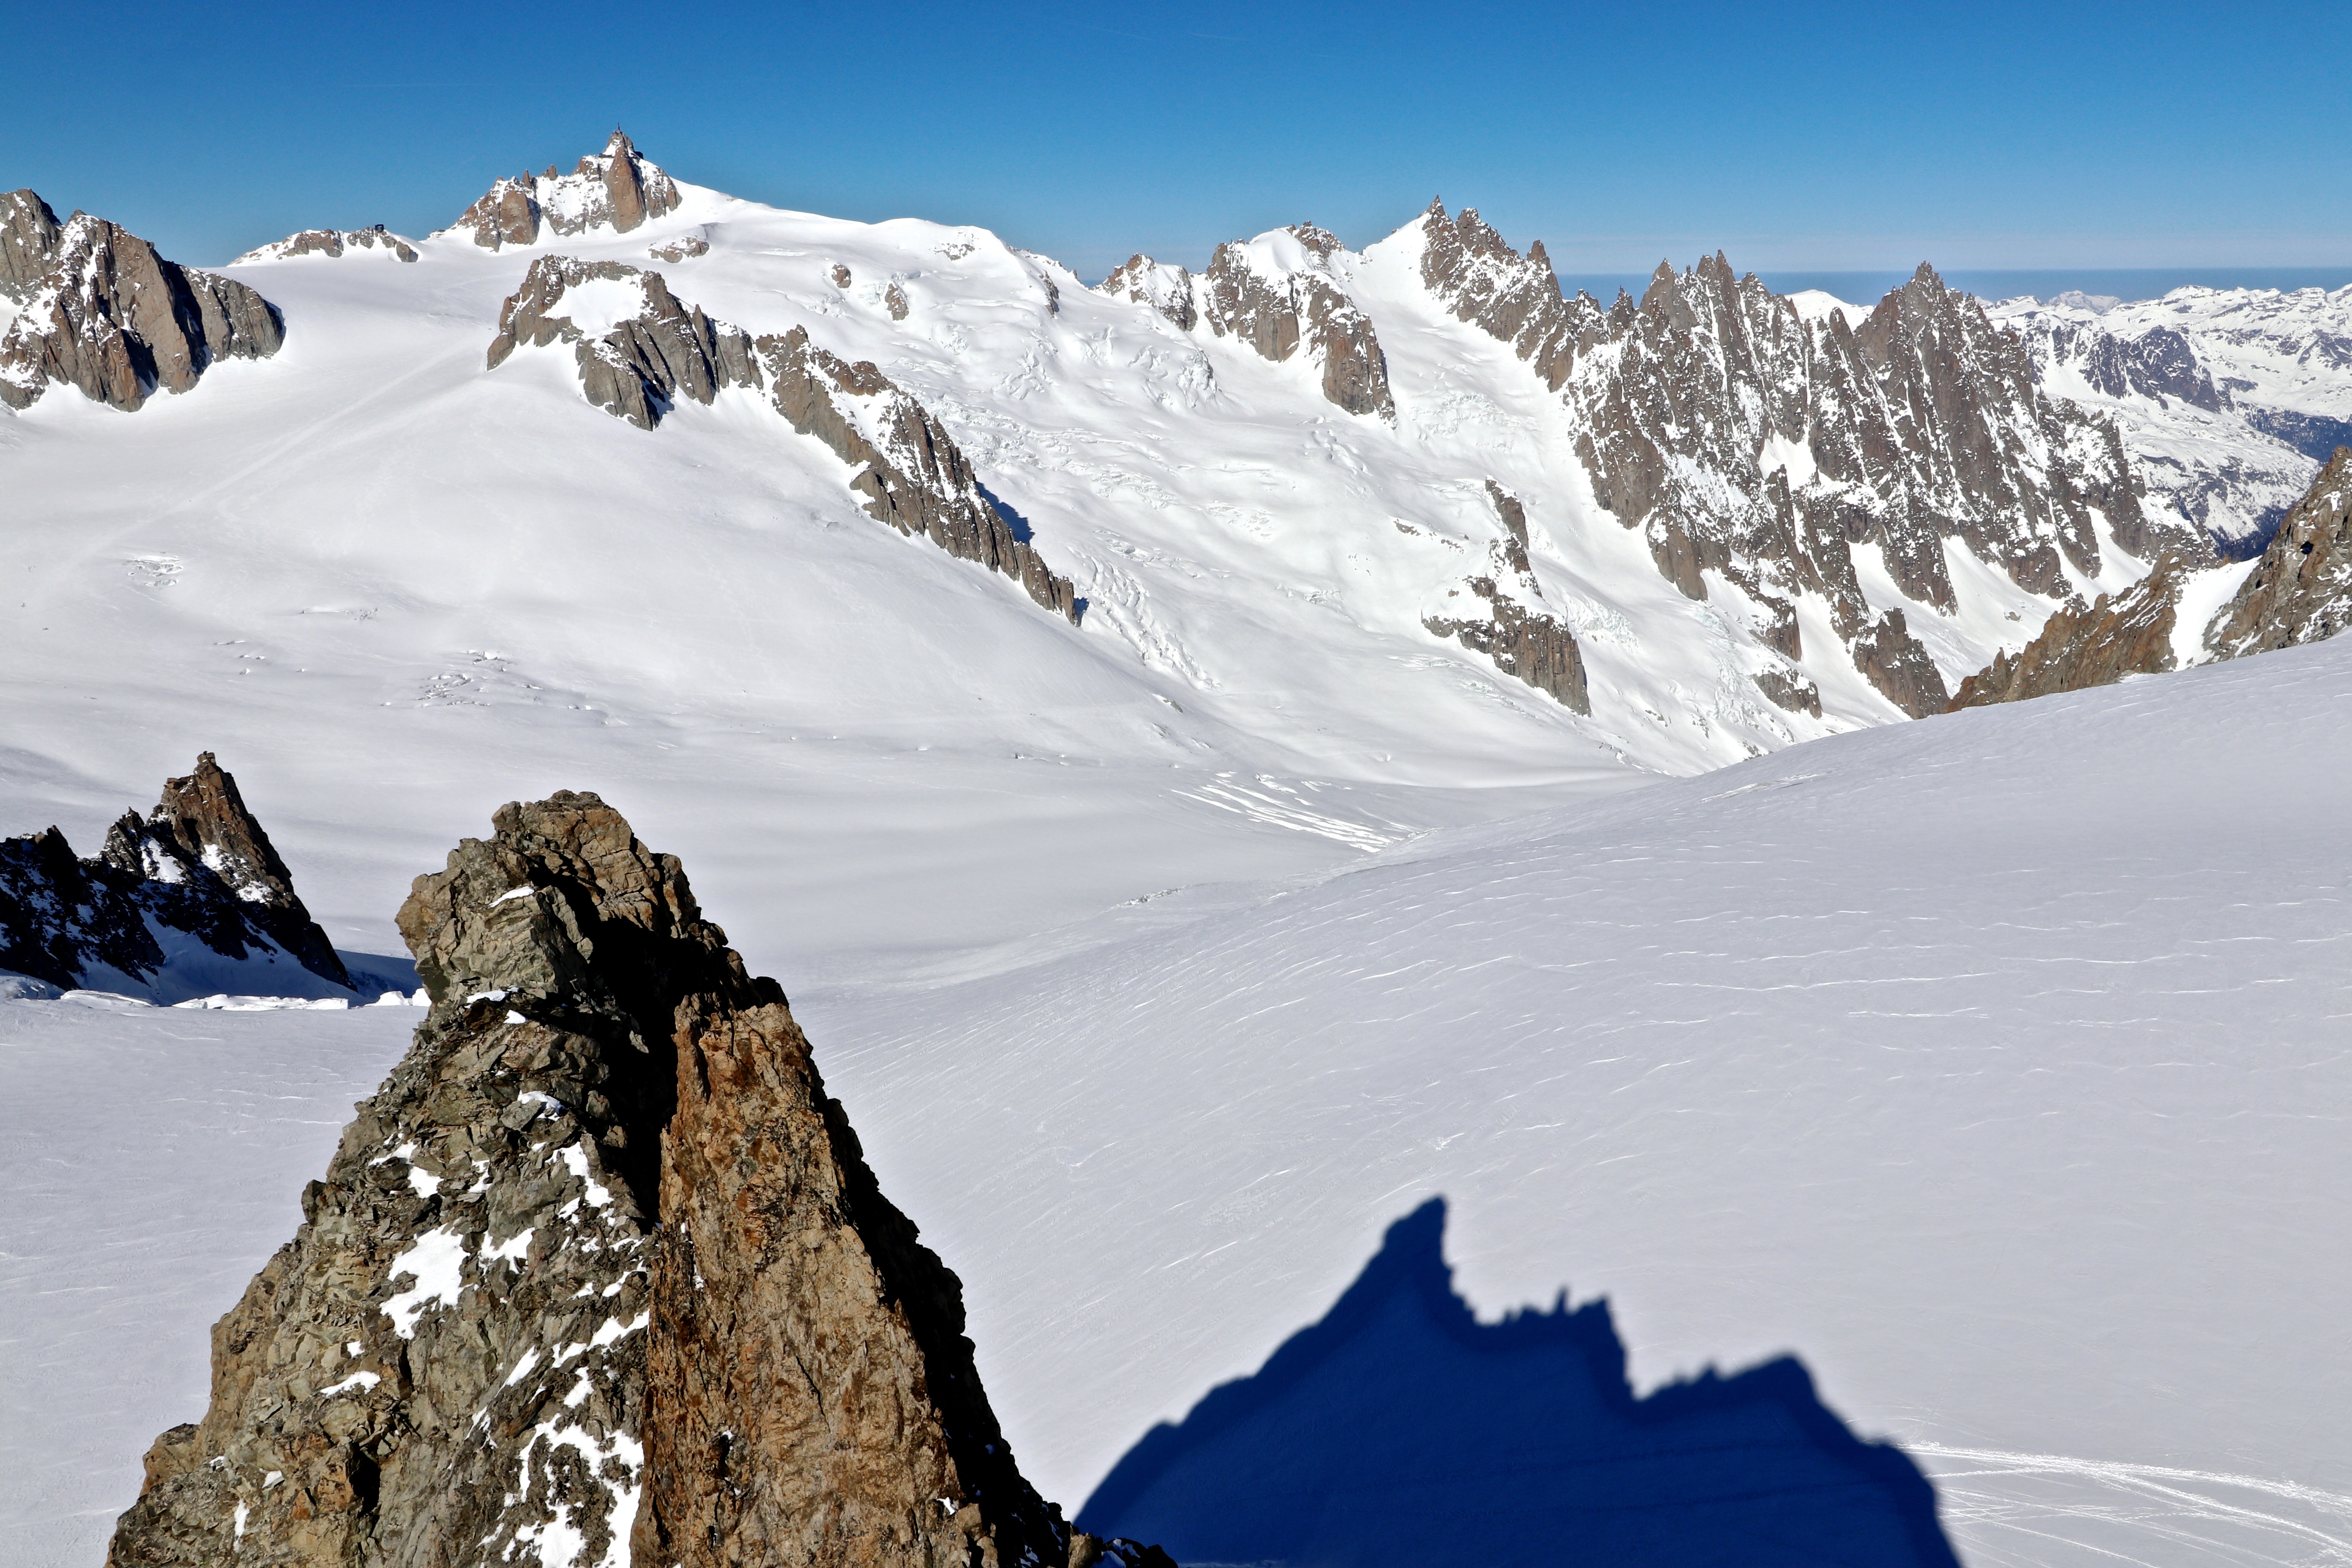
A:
[0, 196, 282, 412]
[1098, 253, 1197, 330]
[0, 753, 356, 1001]
[234, 225, 418, 264]
[446, 129, 683, 251]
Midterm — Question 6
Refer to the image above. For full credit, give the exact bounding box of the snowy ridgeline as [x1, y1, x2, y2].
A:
[9, 635, 2352, 1568]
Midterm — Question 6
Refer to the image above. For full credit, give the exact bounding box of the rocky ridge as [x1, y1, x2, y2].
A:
[235, 227, 419, 264]
[0, 194, 283, 412]
[448, 131, 682, 251]
[1946, 554, 2189, 710]
[1945, 448, 2352, 710]
[0, 753, 355, 1000]
[105, 791, 1169, 1568]
[1097, 227, 1392, 417]
[1417, 202, 2185, 719]
[488, 258, 1080, 621]
[2205, 446, 2352, 657]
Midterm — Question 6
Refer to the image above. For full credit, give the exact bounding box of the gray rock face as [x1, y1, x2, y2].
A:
[1947, 554, 2189, 711]
[0, 753, 352, 996]
[488, 262, 1082, 621]
[2207, 446, 2352, 657]
[0, 208, 284, 412]
[449, 131, 682, 251]
[1416, 204, 2189, 713]
[648, 234, 709, 263]
[1196, 226, 1393, 418]
[105, 791, 1169, 1568]
[236, 227, 419, 264]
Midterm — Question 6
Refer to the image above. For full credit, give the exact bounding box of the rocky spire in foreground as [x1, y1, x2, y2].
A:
[107, 791, 1164, 1568]
[0, 194, 283, 412]
[0, 752, 352, 998]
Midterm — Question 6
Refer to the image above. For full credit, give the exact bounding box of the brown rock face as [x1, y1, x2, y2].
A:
[1423, 576, 1590, 713]
[449, 131, 682, 250]
[0, 209, 284, 412]
[487, 255, 759, 430]
[486, 258, 1082, 623]
[107, 792, 1153, 1568]
[1196, 225, 1393, 418]
[1947, 555, 2189, 711]
[0, 188, 65, 302]
[2206, 446, 2352, 657]
[147, 751, 354, 986]
[1417, 201, 1601, 392]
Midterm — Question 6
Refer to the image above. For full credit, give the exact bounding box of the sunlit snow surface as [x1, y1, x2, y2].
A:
[9, 638, 2352, 1568]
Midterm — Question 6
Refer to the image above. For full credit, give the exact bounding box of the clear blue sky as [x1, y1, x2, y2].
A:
[9, 0, 2347, 279]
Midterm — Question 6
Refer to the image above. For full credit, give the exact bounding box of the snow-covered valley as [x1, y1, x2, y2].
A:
[8, 131, 2352, 1568]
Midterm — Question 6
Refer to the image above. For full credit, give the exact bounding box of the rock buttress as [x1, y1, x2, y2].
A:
[107, 791, 1139, 1568]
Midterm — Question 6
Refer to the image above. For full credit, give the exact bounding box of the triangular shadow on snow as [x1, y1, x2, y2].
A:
[1077, 1198, 1961, 1568]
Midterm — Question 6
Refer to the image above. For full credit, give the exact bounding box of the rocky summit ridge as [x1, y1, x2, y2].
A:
[0, 752, 355, 1000]
[106, 790, 1172, 1568]
[0, 191, 282, 411]
[448, 131, 683, 251]
[487, 254, 1082, 621]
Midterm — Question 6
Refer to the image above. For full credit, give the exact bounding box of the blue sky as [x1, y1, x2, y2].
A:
[9, 0, 2347, 279]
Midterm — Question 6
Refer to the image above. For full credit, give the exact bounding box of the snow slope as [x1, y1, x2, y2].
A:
[11, 632, 2352, 1568]
[2, 152, 2187, 993]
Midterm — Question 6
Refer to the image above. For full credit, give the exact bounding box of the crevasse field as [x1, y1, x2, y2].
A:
[4, 169, 2350, 1568]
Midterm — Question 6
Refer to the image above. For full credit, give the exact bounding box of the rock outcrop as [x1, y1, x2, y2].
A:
[488, 261, 1081, 622]
[1947, 450, 2352, 710]
[449, 131, 682, 250]
[2206, 446, 2352, 657]
[0, 200, 283, 412]
[1187, 226, 1392, 418]
[105, 791, 1169, 1568]
[1421, 482, 1590, 711]
[0, 753, 353, 999]
[235, 227, 418, 264]
[487, 255, 758, 430]
[1415, 203, 2194, 713]
[1947, 555, 2189, 711]
[1097, 255, 1196, 331]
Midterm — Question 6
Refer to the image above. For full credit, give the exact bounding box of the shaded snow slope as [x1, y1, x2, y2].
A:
[794, 632, 2352, 1568]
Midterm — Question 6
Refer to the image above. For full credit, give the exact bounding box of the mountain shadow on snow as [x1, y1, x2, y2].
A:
[1078, 1198, 1960, 1568]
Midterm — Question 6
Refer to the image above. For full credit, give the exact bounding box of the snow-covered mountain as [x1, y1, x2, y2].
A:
[0, 132, 2231, 982]
[1990, 285, 2352, 554]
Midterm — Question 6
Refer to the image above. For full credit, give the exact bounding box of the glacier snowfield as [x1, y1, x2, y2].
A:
[9, 635, 2352, 1568]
